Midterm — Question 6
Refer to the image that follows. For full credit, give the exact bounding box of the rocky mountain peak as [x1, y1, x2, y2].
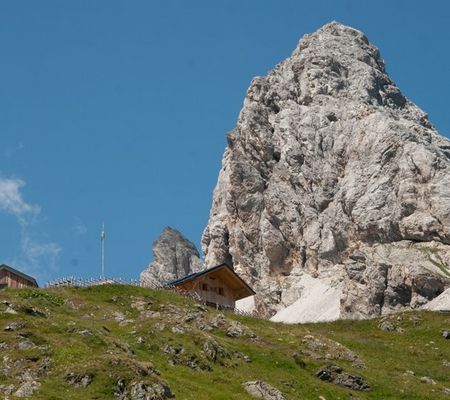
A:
[140, 227, 204, 286]
[202, 22, 450, 321]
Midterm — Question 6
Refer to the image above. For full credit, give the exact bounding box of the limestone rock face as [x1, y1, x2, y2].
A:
[202, 22, 450, 321]
[423, 287, 450, 311]
[141, 227, 204, 286]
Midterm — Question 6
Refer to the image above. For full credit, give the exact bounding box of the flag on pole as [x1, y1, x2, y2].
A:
[101, 223, 105, 241]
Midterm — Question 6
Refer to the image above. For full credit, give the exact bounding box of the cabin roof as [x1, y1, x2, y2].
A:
[167, 263, 255, 298]
[0, 264, 38, 286]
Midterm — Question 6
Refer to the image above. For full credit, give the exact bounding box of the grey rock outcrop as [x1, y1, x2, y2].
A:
[202, 22, 450, 321]
[141, 227, 204, 286]
[316, 364, 370, 391]
[243, 381, 286, 400]
[423, 287, 450, 311]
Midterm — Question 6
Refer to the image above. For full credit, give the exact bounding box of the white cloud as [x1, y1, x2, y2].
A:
[0, 178, 40, 222]
[0, 176, 61, 283]
[73, 218, 88, 236]
[4, 142, 24, 159]
[20, 235, 62, 273]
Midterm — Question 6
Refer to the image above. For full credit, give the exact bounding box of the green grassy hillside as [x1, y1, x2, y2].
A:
[0, 285, 449, 399]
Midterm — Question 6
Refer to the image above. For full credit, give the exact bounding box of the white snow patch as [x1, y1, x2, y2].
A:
[270, 274, 341, 324]
[423, 288, 450, 311]
[236, 295, 255, 313]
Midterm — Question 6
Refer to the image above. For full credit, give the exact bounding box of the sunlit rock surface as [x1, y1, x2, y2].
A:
[203, 22, 450, 322]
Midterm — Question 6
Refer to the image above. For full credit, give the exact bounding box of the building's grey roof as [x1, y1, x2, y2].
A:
[0, 264, 38, 287]
[167, 263, 255, 295]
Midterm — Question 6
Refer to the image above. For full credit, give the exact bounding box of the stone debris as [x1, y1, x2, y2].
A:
[298, 334, 363, 367]
[243, 381, 286, 400]
[0, 384, 15, 395]
[130, 298, 150, 311]
[4, 322, 25, 332]
[111, 311, 135, 326]
[136, 336, 144, 344]
[202, 339, 229, 363]
[17, 339, 36, 351]
[226, 321, 255, 338]
[22, 307, 46, 318]
[316, 364, 370, 391]
[210, 313, 227, 329]
[379, 320, 396, 332]
[77, 329, 93, 336]
[13, 380, 41, 398]
[171, 325, 185, 334]
[64, 373, 93, 388]
[420, 376, 436, 385]
[378, 318, 405, 333]
[115, 379, 174, 400]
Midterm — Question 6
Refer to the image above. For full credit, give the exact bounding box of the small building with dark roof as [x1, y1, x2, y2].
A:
[168, 263, 255, 309]
[0, 264, 38, 289]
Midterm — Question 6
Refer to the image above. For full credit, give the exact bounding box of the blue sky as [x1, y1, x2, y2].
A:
[0, 1, 449, 284]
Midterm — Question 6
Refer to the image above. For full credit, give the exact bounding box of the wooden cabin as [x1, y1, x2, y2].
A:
[168, 263, 255, 309]
[0, 264, 38, 289]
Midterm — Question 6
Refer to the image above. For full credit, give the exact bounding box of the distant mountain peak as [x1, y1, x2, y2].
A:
[140, 227, 204, 286]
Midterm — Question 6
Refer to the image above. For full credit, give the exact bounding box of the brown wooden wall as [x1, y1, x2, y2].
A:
[0, 270, 37, 289]
[178, 275, 236, 309]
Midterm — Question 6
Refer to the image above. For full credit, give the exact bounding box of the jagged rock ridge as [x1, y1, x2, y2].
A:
[202, 22, 450, 321]
[141, 227, 203, 286]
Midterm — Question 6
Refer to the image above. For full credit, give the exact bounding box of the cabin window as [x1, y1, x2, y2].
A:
[201, 283, 208, 291]
[218, 287, 224, 296]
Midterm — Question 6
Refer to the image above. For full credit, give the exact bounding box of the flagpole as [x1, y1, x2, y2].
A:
[101, 223, 105, 279]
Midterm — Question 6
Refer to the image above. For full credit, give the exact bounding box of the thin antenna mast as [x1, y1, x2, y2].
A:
[101, 222, 106, 279]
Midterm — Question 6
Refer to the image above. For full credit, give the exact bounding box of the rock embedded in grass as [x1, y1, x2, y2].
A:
[300, 334, 364, 367]
[17, 339, 36, 351]
[202, 339, 229, 363]
[130, 381, 174, 399]
[115, 379, 174, 400]
[0, 384, 15, 395]
[77, 329, 93, 336]
[170, 325, 185, 334]
[210, 313, 227, 328]
[13, 380, 41, 398]
[420, 376, 436, 385]
[21, 307, 46, 318]
[316, 364, 370, 391]
[64, 372, 93, 388]
[226, 321, 255, 338]
[4, 321, 25, 332]
[243, 380, 286, 400]
[379, 320, 396, 332]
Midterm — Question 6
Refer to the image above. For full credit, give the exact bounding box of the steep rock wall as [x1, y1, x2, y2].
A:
[202, 22, 450, 321]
